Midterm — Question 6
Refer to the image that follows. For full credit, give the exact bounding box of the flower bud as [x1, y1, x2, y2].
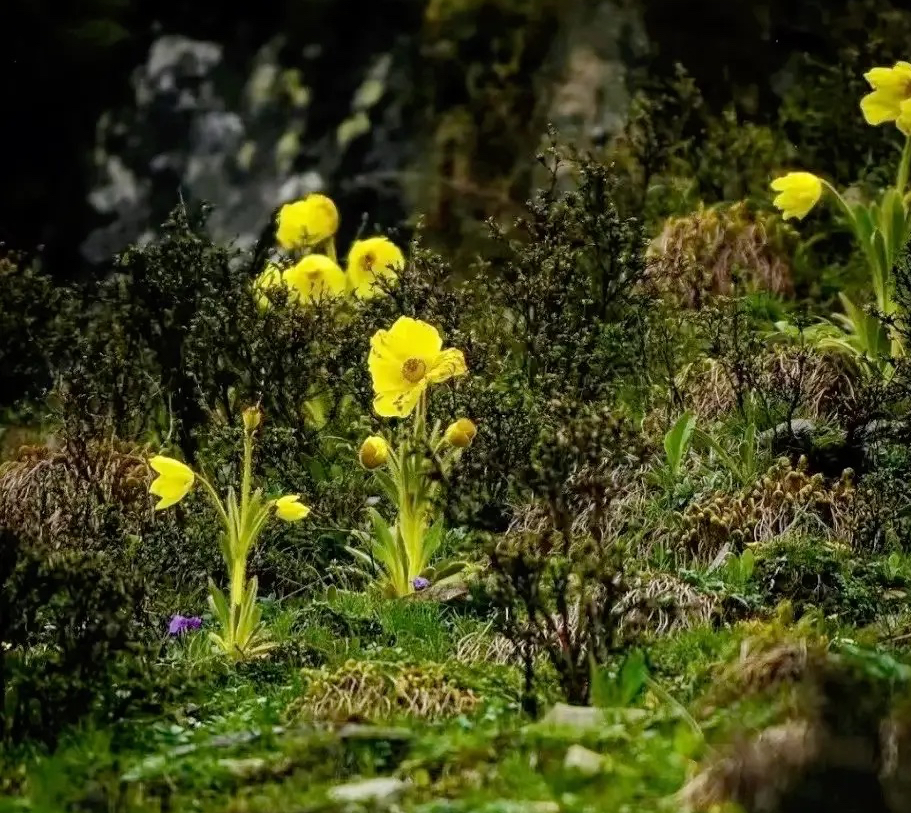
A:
[243, 406, 262, 431]
[444, 418, 477, 449]
[359, 435, 390, 469]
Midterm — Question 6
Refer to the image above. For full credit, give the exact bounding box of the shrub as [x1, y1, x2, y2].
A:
[0, 529, 144, 746]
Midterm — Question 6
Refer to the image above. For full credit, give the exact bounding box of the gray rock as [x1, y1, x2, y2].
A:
[540, 703, 607, 731]
[563, 744, 606, 775]
[328, 777, 408, 804]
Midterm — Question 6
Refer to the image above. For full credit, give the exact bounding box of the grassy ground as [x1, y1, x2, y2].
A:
[4, 584, 909, 813]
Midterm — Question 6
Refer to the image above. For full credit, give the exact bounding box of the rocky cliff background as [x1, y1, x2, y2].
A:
[2, 0, 910, 280]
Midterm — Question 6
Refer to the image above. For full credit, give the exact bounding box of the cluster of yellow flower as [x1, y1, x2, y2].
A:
[771, 60, 911, 220]
[255, 193, 406, 306]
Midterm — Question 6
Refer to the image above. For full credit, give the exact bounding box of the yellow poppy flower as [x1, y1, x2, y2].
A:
[284, 255, 347, 304]
[359, 435, 390, 469]
[347, 237, 405, 299]
[274, 494, 311, 521]
[368, 317, 467, 418]
[253, 263, 284, 310]
[861, 61, 911, 126]
[770, 172, 823, 220]
[276, 194, 339, 250]
[444, 418, 477, 448]
[149, 455, 195, 510]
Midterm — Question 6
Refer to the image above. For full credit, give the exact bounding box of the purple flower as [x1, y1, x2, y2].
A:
[168, 615, 203, 636]
[412, 577, 431, 591]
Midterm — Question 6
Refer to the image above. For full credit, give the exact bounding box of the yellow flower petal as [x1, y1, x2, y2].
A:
[426, 348, 467, 384]
[149, 455, 194, 480]
[276, 194, 339, 250]
[148, 455, 195, 510]
[898, 99, 911, 136]
[373, 382, 427, 418]
[274, 494, 311, 521]
[347, 237, 405, 299]
[861, 89, 903, 125]
[284, 254, 347, 303]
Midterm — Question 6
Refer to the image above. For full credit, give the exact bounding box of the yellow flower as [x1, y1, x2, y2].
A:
[368, 317, 467, 418]
[274, 494, 311, 521]
[770, 172, 823, 220]
[347, 237, 405, 299]
[861, 62, 911, 126]
[444, 418, 477, 448]
[359, 435, 390, 469]
[276, 194, 339, 250]
[284, 255, 347, 304]
[253, 263, 284, 310]
[149, 455, 195, 510]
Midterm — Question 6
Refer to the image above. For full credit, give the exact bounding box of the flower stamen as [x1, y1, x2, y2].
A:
[402, 358, 427, 383]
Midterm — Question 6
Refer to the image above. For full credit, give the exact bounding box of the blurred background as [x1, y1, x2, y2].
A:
[2, 0, 910, 281]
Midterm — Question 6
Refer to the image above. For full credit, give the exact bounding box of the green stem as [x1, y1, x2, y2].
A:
[196, 473, 230, 530]
[897, 136, 911, 195]
[230, 556, 247, 608]
[820, 179, 856, 225]
[241, 426, 253, 521]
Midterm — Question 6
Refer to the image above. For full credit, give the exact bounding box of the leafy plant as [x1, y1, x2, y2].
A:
[770, 69, 911, 376]
[147, 407, 311, 660]
[658, 410, 696, 485]
[348, 317, 473, 597]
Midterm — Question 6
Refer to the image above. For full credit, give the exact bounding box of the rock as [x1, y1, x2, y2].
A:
[563, 744, 607, 775]
[540, 703, 607, 731]
[217, 756, 291, 779]
[328, 776, 408, 804]
[337, 723, 413, 742]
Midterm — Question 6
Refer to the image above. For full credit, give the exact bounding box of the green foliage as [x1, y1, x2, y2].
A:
[0, 253, 68, 411]
[0, 529, 143, 747]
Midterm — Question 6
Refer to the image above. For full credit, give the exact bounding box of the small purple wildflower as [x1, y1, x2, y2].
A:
[168, 615, 203, 636]
[412, 576, 430, 591]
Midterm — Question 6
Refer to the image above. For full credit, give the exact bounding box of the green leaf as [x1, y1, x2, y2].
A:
[617, 649, 649, 706]
[663, 411, 695, 478]
[208, 581, 230, 626]
[373, 471, 399, 504]
[420, 520, 446, 569]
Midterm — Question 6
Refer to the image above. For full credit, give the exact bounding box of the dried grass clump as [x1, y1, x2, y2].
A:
[645, 202, 795, 308]
[680, 348, 854, 423]
[618, 572, 716, 635]
[677, 456, 856, 560]
[286, 660, 480, 722]
[0, 439, 152, 547]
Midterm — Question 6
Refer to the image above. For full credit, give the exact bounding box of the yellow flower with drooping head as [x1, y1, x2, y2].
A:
[284, 254, 347, 304]
[368, 317, 467, 418]
[444, 418, 477, 448]
[149, 455, 195, 510]
[276, 193, 339, 250]
[770, 172, 823, 221]
[359, 435, 390, 469]
[347, 237, 405, 299]
[861, 61, 911, 127]
[274, 495, 311, 521]
[253, 263, 285, 310]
